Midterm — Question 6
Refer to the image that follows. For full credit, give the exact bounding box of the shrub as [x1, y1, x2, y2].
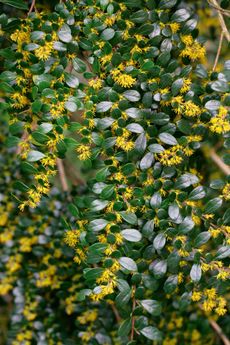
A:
[0, 0, 229, 344]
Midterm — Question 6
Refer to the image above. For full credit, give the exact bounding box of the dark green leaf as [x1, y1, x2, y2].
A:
[140, 326, 162, 341]
[194, 232, 211, 247]
[120, 212, 138, 225]
[204, 198, 222, 214]
[140, 300, 162, 316]
[0, 0, 28, 10]
[159, 132, 178, 146]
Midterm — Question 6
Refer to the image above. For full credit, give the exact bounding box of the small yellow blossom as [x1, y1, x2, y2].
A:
[169, 22, 180, 34]
[111, 70, 136, 88]
[76, 144, 91, 160]
[191, 291, 202, 302]
[88, 78, 103, 90]
[35, 42, 53, 60]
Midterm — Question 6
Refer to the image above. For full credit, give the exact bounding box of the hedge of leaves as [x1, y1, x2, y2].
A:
[0, 0, 230, 344]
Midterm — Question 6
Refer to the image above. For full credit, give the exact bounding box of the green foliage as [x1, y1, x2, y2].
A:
[0, 0, 230, 344]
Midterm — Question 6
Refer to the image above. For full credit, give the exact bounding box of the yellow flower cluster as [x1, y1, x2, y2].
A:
[64, 230, 81, 247]
[36, 265, 60, 288]
[222, 183, 230, 200]
[0, 276, 14, 295]
[192, 288, 227, 316]
[191, 290, 202, 302]
[203, 288, 227, 315]
[23, 301, 38, 321]
[50, 102, 66, 118]
[209, 106, 230, 134]
[180, 35, 206, 61]
[115, 128, 134, 152]
[19, 236, 38, 252]
[12, 92, 29, 109]
[35, 41, 53, 60]
[169, 22, 180, 34]
[77, 309, 98, 324]
[12, 329, 33, 345]
[174, 98, 201, 117]
[88, 78, 103, 90]
[111, 69, 136, 88]
[180, 78, 191, 93]
[157, 143, 195, 166]
[76, 144, 91, 160]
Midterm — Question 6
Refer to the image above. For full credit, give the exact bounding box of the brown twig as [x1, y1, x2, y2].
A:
[28, 0, 36, 15]
[56, 158, 69, 192]
[209, 149, 230, 175]
[209, 0, 230, 41]
[209, 319, 230, 345]
[130, 286, 136, 341]
[16, 131, 28, 155]
[198, 305, 230, 345]
[66, 61, 73, 74]
[110, 303, 121, 323]
[208, 0, 230, 16]
[213, 31, 224, 71]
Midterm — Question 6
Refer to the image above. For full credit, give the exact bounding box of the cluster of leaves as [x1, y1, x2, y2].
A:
[0, 0, 229, 344]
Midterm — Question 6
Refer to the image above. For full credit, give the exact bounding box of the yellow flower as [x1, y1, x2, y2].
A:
[104, 16, 116, 26]
[204, 288, 216, 299]
[178, 249, 190, 257]
[191, 291, 202, 302]
[77, 309, 98, 324]
[111, 70, 136, 88]
[181, 35, 194, 45]
[12, 92, 29, 109]
[180, 78, 191, 93]
[76, 144, 91, 160]
[115, 233, 123, 245]
[0, 212, 8, 226]
[64, 230, 80, 247]
[217, 270, 229, 281]
[209, 229, 221, 239]
[88, 78, 103, 90]
[157, 146, 183, 166]
[180, 35, 205, 61]
[116, 130, 134, 152]
[222, 183, 230, 200]
[209, 106, 230, 133]
[100, 53, 113, 65]
[169, 22, 180, 33]
[183, 101, 201, 117]
[35, 41, 53, 60]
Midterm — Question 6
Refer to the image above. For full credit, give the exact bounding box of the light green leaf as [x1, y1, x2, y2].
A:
[119, 257, 137, 271]
[121, 229, 142, 242]
[27, 150, 45, 162]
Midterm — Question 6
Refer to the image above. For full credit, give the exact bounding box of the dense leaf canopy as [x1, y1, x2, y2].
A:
[0, 0, 229, 344]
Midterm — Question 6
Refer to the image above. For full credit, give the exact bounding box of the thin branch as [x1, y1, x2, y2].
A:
[130, 286, 136, 341]
[66, 61, 73, 74]
[198, 305, 230, 345]
[209, 320, 230, 345]
[210, 149, 230, 175]
[110, 303, 121, 323]
[28, 0, 36, 15]
[213, 31, 224, 71]
[209, 0, 230, 41]
[208, 0, 230, 16]
[56, 158, 69, 192]
[16, 131, 28, 155]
